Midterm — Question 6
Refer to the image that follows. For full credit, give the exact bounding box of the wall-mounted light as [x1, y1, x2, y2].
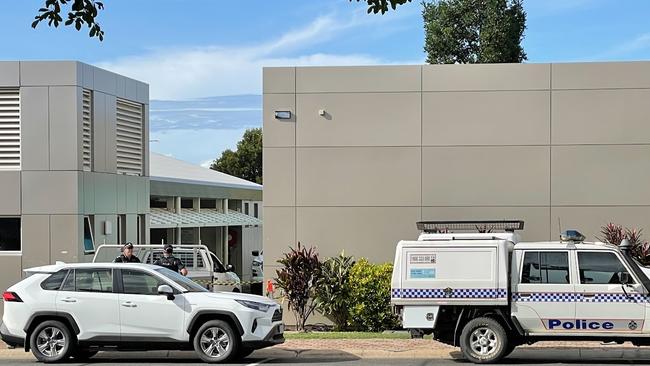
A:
[274, 111, 292, 120]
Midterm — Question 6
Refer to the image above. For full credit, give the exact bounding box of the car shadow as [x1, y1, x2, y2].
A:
[449, 347, 650, 365]
[87, 349, 360, 364]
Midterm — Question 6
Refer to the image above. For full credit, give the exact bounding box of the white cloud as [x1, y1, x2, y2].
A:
[199, 160, 213, 169]
[96, 11, 420, 100]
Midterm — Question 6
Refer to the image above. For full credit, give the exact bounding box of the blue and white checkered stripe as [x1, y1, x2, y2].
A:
[512, 292, 579, 302]
[512, 292, 650, 303]
[392, 288, 507, 299]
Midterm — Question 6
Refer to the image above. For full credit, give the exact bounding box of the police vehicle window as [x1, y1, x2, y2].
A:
[75, 269, 113, 293]
[521, 251, 569, 284]
[40, 269, 69, 290]
[122, 269, 166, 295]
[154, 267, 207, 293]
[578, 252, 633, 285]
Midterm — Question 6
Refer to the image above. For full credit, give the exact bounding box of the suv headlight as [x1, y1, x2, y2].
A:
[235, 300, 271, 312]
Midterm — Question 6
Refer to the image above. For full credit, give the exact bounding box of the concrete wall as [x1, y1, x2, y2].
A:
[0, 62, 149, 313]
[263, 62, 650, 284]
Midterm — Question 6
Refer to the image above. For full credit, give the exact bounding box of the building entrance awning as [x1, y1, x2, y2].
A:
[150, 208, 262, 229]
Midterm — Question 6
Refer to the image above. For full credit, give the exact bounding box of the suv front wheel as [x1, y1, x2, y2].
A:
[29, 320, 73, 363]
[193, 320, 239, 363]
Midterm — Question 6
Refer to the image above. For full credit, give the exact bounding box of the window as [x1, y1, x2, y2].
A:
[116, 98, 143, 175]
[521, 251, 570, 284]
[0, 218, 20, 252]
[244, 203, 249, 215]
[83, 216, 95, 253]
[40, 270, 69, 290]
[253, 203, 259, 219]
[117, 215, 126, 244]
[61, 269, 113, 293]
[578, 252, 632, 284]
[82, 89, 93, 171]
[122, 269, 166, 295]
[136, 214, 146, 244]
[154, 267, 207, 293]
[181, 199, 193, 209]
[0, 88, 20, 170]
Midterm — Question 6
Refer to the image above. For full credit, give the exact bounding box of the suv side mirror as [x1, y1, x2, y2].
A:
[158, 284, 175, 300]
[226, 264, 235, 272]
[620, 272, 632, 285]
[252, 250, 260, 256]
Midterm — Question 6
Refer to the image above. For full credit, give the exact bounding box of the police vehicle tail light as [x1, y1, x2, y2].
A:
[417, 220, 524, 233]
[2, 291, 22, 303]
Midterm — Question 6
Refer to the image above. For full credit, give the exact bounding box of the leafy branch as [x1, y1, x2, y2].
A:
[32, 0, 105, 41]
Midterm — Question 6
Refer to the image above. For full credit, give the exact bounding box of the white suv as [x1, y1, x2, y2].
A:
[0, 263, 284, 363]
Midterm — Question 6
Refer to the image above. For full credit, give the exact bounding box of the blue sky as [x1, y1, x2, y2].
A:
[2, 0, 650, 166]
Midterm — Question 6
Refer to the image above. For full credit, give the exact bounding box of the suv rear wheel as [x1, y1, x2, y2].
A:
[29, 320, 73, 363]
[460, 317, 509, 364]
[193, 320, 239, 363]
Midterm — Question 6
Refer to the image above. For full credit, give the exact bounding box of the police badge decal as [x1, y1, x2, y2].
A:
[629, 320, 638, 331]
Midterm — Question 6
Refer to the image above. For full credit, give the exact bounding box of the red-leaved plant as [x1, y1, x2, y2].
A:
[599, 223, 650, 265]
[275, 242, 321, 331]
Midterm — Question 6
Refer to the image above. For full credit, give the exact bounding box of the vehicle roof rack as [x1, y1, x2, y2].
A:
[416, 220, 525, 233]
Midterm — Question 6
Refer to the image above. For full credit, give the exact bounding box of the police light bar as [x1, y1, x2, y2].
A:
[416, 220, 524, 233]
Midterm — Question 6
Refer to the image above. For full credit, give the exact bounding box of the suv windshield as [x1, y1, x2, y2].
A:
[154, 267, 208, 293]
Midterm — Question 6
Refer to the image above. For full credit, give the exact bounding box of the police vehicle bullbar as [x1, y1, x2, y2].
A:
[391, 220, 650, 363]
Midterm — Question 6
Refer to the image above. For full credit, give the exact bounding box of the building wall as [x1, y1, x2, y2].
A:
[0, 61, 149, 314]
[263, 62, 650, 285]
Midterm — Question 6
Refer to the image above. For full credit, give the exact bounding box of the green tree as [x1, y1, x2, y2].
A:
[352, 0, 413, 14]
[211, 128, 262, 184]
[32, 0, 104, 40]
[423, 0, 526, 64]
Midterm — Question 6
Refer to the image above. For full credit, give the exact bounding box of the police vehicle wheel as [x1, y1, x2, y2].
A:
[29, 320, 73, 363]
[193, 320, 239, 363]
[460, 317, 508, 364]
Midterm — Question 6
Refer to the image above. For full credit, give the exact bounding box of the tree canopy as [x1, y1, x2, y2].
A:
[211, 128, 262, 185]
[423, 0, 526, 64]
[32, 0, 104, 40]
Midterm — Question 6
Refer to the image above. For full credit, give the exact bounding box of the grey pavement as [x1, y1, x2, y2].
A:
[3, 348, 650, 365]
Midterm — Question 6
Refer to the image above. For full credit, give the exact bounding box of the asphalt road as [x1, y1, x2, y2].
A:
[3, 348, 650, 366]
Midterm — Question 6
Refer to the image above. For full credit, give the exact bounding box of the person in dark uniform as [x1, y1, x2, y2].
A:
[153, 244, 188, 276]
[113, 242, 140, 263]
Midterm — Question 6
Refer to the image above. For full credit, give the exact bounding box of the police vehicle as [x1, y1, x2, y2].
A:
[391, 220, 650, 363]
[93, 244, 242, 292]
[0, 262, 284, 363]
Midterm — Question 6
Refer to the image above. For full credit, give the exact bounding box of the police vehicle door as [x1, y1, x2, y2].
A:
[117, 269, 186, 340]
[512, 250, 575, 333]
[573, 250, 645, 334]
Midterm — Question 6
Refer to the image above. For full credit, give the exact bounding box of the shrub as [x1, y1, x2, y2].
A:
[274, 243, 321, 331]
[600, 223, 650, 265]
[348, 258, 399, 332]
[314, 252, 355, 330]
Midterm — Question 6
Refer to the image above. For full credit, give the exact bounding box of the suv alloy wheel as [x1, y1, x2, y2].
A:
[29, 320, 73, 362]
[193, 320, 239, 363]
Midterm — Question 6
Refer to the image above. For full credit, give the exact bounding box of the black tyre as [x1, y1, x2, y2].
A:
[459, 317, 509, 364]
[193, 320, 239, 363]
[70, 348, 99, 360]
[29, 320, 73, 363]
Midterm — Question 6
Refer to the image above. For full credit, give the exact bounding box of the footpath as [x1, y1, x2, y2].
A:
[2, 339, 650, 361]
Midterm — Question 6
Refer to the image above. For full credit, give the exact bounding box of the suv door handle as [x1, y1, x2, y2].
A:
[60, 297, 77, 303]
[121, 301, 137, 308]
